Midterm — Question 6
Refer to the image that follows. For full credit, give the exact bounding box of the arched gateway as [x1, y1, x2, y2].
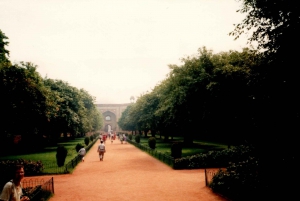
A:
[96, 103, 131, 132]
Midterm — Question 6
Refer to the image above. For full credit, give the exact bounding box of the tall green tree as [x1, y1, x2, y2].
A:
[79, 89, 103, 133]
[43, 79, 82, 138]
[0, 62, 49, 149]
[0, 30, 10, 63]
[118, 104, 136, 133]
[231, 0, 300, 56]
[230, 1, 299, 199]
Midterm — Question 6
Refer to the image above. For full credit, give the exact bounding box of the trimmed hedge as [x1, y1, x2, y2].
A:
[209, 156, 259, 201]
[173, 144, 258, 200]
[174, 145, 256, 169]
[0, 159, 44, 187]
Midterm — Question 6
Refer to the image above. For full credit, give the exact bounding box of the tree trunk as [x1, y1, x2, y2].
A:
[150, 130, 156, 137]
[163, 130, 170, 142]
[143, 130, 148, 137]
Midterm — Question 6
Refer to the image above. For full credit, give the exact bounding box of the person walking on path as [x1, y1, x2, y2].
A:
[97, 140, 106, 161]
[111, 134, 114, 144]
[0, 164, 30, 201]
[120, 134, 124, 144]
[78, 147, 86, 162]
[123, 134, 127, 144]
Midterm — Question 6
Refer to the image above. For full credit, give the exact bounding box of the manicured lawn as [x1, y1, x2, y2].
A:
[0, 137, 86, 163]
[138, 135, 228, 157]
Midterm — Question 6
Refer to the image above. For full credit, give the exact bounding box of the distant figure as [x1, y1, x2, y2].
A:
[78, 147, 86, 162]
[103, 134, 107, 143]
[0, 164, 30, 201]
[120, 134, 124, 144]
[97, 140, 106, 161]
[123, 134, 127, 144]
[111, 134, 114, 144]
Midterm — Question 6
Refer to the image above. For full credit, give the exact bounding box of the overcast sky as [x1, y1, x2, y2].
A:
[0, 0, 249, 104]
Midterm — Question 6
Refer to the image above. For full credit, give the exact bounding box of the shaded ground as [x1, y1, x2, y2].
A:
[25, 138, 228, 201]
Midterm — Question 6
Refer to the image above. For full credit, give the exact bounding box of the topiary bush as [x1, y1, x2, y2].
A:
[128, 134, 133, 140]
[171, 142, 182, 159]
[84, 136, 90, 146]
[148, 137, 156, 149]
[90, 135, 94, 142]
[56, 145, 68, 167]
[135, 134, 140, 143]
[75, 143, 84, 152]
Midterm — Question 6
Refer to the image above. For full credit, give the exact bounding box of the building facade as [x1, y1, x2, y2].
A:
[96, 103, 131, 132]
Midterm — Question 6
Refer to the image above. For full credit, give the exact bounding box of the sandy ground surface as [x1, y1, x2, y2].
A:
[25, 139, 228, 201]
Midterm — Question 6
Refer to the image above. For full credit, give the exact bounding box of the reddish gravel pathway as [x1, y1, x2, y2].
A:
[26, 139, 227, 201]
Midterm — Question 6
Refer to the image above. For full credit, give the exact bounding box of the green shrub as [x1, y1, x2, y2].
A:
[128, 134, 133, 140]
[173, 145, 256, 169]
[171, 142, 182, 159]
[0, 159, 44, 186]
[209, 156, 259, 201]
[89, 135, 94, 142]
[56, 145, 68, 167]
[148, 137, 156, 149]
[135, 135, 140, 143]
[75, 143, 84, 152]
[84, 136, 90, 146]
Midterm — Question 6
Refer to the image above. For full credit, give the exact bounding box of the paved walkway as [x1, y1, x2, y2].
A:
[27, 139, 227, 201]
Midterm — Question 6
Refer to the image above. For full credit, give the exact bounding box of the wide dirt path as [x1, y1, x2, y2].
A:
[28, 139, 227, 201]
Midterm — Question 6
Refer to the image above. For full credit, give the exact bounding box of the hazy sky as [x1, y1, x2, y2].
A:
[0, 0, 249, 104]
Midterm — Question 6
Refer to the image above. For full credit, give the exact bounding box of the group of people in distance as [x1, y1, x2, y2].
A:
[79, 132, 126, 162]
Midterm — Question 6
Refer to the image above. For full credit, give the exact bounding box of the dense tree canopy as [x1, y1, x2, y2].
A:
[0, 62, 50, 149]
[43, 78, 103, 139]
[231, 1, 299, 199]
[0, 30, 103, 150]
[117, 1, 297, 199]
[231, 0, 300, 56]
[119, 47, 262, 145]
[118, 104, 136, 132]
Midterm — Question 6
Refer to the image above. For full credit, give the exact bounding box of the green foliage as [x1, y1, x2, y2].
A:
[0, 62, 49, 146]
[173, 145, 255, 169]
[134, 135, 140, 143]
[0, 159, 44, 176]
[148, 137, 156, 149]
[75, 143, 83, 152]
[209, 157, 259, 201]
[118, 104, 136, 131]
[0, 159, 44, 187]
[89, 135, 94, 142]
[230, 2, 299, 199]
[171, 142, 182, 159]
[0, 37, 102, 148]
[231, 0, 299, 55]
[0, 29, 10, 63]
[56, 145, 68, 167]
[84, 136, 89, 146]
[128, 134, 133, 140]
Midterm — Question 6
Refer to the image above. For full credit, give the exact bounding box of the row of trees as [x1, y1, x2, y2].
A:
[119, 0, 300, 148]
[119, 1, 299, 199]
[118, 47, 263, 146]
[0, 30, 103, 151]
